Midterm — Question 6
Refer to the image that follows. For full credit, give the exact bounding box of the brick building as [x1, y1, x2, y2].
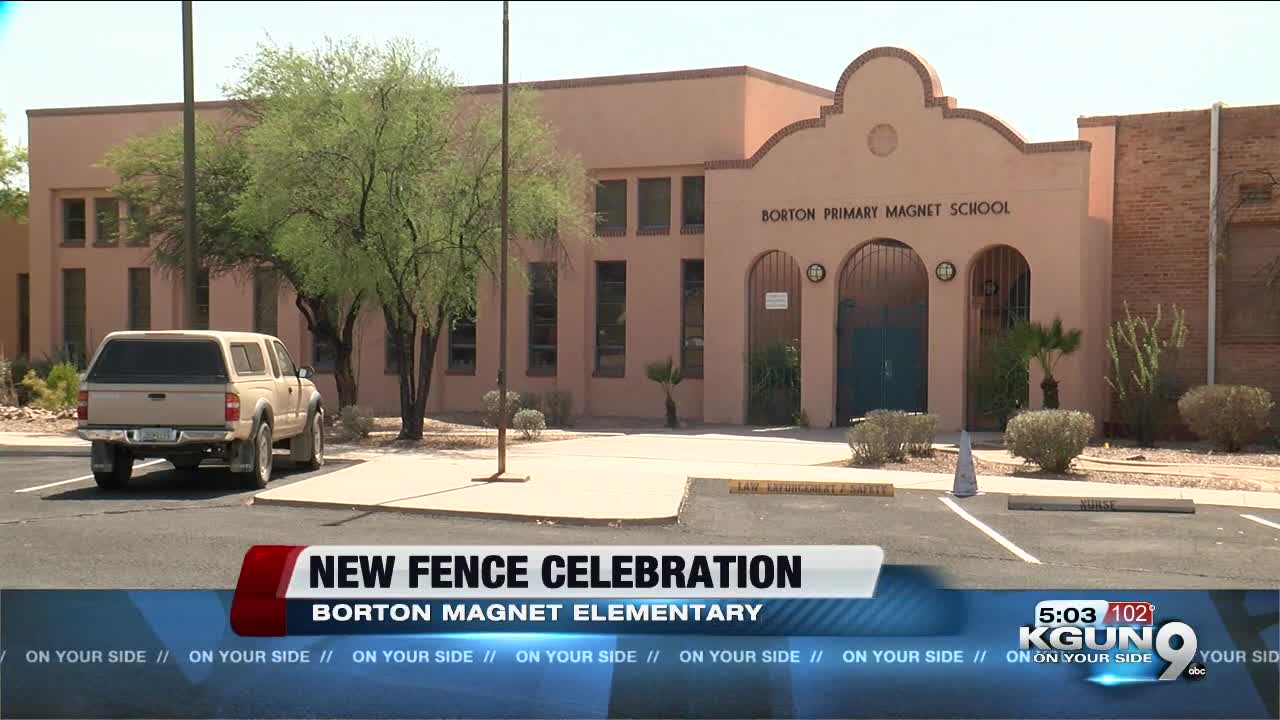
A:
[8, 47, 1280, 431]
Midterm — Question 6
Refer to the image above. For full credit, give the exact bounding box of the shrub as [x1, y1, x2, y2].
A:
[645, 357, 684, 428]
[973, 330, 1029, 430]
[513, 409, 546, 440]
[521, 392, 544, 415]
[847, 422, 889, 465]
[906, 413, 938, 456]
[1004, 409, 1095, 473]
[747, 340, 801, 426]
[483, 389, 521, 428]
[0, 353, 16, 406]
[1177, 385, 1274, 452]
[544, 389, 573, 428]
[340, 405, 376, 438]
[1106, 302, 1188, 447]
[864, 409, 911, 461]
[21, 361, 80, 411]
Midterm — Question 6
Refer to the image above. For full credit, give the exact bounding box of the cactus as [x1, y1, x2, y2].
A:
[1105, 302, 1188, 447]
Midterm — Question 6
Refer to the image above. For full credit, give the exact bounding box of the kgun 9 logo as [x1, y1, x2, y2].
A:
[1019, 621, 1203, 681]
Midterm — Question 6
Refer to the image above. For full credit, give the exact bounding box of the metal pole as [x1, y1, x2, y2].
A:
[181, 0, 198, 328]
[497, 0, 510, 475]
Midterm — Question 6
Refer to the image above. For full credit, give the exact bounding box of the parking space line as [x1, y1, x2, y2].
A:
[1240, 514, 1280, 531]
[14, 460, 167, 494]
[938, 496, 1041, 564]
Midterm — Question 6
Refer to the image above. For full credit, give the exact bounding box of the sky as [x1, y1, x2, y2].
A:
[2, 0, 1279, 161]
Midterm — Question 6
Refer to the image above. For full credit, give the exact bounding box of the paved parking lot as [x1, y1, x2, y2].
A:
[0, 455, 1277, 589]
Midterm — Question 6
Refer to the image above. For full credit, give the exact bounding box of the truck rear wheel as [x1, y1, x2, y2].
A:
[94, 451, 133, 490]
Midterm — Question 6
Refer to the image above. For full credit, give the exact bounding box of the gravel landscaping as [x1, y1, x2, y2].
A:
[1082, 441, 1280, 468]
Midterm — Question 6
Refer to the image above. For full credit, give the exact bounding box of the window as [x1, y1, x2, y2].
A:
[62, 269, 86, 366]
[253, 269, 278, 336]
[1222, 224, 1280, 342]
[127, 268, 151, 331]
[595, 179, 627, 235]
[94, 198, 119, 245]
[595, 261, 627, 376]
[312, 334, 335, 373]
[638, 178, 671, 234]
[384, 329, 401, 375]
[682, 176, 705, 231]
[230, 342, 269, 376]
[682, 260, 705, 378]
[192, 269, 210, 330]
[17, 273, 29, 358]
[448, 312, 477, 374]
[528, 263, 557, 374]
[273, 341, 298, 377]
[88, 339, 227, 384]
[62, 199, 86, 244]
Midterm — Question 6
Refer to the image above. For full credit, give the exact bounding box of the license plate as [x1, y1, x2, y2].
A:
[137, 428, 177, 443]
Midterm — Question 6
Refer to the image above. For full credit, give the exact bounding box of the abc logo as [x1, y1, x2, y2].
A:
[1184, 662, 1208, 681]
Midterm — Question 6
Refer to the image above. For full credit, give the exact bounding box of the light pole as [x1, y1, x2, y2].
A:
[497, 0, 510, 475]
[181, 0, 198, 328]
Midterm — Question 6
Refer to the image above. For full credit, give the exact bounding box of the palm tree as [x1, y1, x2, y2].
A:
[645, 357, 684, 428]
[1011, 317, 1083, 409]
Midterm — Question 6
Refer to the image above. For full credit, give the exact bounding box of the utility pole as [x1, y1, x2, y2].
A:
[181, 0, 198, 328]
[497, 0, 511, 475]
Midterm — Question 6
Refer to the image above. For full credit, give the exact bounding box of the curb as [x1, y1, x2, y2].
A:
[700, 477, 895, 497]
[249, 495, 681, 526]
[0, 446, 90, 458]
[1008, 494, 1195, 513]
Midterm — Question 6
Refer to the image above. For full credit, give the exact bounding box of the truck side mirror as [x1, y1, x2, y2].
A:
[298, 366, 315, 380]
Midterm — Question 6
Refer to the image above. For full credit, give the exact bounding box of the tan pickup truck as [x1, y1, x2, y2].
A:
[76, 330, 325, 490]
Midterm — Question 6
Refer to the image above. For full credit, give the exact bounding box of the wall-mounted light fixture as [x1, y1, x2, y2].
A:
[806, 263, 826, 283]
[982, 279, 999, 296]
[935, 261, 956, 282]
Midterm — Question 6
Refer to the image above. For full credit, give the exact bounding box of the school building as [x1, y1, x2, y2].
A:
[8, 47, 1280, 431]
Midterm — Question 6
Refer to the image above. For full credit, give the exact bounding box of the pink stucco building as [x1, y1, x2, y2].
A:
[14, 47, 1280, 431]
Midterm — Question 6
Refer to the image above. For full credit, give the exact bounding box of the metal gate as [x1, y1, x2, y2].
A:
[966, 245, 1031, 429]
[836, 240, 928, 425]
[746, 250, 802, 426]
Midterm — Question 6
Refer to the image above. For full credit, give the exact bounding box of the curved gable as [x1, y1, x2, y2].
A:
[709, 46, 1088, 170]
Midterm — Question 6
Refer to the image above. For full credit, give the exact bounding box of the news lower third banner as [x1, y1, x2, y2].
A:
[0, 545, 1275, 719]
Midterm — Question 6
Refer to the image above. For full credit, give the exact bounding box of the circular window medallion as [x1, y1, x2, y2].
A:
[868, 123, 898, 157]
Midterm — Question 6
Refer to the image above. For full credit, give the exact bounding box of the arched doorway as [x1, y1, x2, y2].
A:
[836, 239, 929, 425]
[746, 250, 802, 425]
[966, 245, 1031, 430]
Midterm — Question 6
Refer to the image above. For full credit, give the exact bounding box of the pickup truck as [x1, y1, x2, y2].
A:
[76, 330, 325, 490]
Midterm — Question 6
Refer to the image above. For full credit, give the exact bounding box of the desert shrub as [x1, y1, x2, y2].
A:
[513, 409, 546, 440]
[906, 413, 939, 456]
[21, 361, 80, 410]
[340, 405, 376, 438]
[847, 422, 889, 465]
[973, 330, 1029, 430]
[544, 389, 573, 428]
[865, 409, 914, 461]
[521, 392, 544, 415]
[1177, 385, 1274, 452]
[1106, 302, 1188, 447]
[1004, 409, 1095, 472]
[483, 389, 521, 428]
[0, 353, 16, 406]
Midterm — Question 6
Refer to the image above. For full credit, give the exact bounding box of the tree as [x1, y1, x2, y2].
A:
[645, 357, 684, 428]
[0, 112, 28, 221]
[1010, 316, 1082, 409]
[228, 37, 590, 440]
[102, 119, 368, 410]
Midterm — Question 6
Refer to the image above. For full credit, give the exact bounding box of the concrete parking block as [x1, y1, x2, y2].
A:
[1008, 495, 1196, 513]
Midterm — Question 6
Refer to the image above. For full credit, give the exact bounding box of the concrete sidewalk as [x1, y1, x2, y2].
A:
[0, 432, 89, 457]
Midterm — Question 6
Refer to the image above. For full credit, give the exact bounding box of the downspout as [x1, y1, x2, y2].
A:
[1207, 101, 1223, 385]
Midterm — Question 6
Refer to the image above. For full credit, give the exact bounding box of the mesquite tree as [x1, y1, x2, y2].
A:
[0, 112, 26, 221]
[1105, 301, 1188, 447]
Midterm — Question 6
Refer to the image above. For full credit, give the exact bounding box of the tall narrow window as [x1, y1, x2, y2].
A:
[528, 263, 557, 375]
[448, 312, 477, 374]
[638, 178, 671, 234]
[62, 269, 86, 366]
[192, 269, 210, 330]
[62, 199, 86, 245]
[94, 197, 120, 246]
[595, 261, 627, 376]
[595, 179, 627, 235]
[312, 334, 334, 373]
[127, 268, 151, 331]
[681, 176, 705, 232]
[17, 273, 30, 358]
[253, 268, 278, 336]
[681, 260, 705, 378]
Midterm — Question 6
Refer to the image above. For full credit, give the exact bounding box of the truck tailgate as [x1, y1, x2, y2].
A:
[85, 384, 228, 427]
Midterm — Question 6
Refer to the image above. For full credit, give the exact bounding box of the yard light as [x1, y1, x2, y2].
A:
[806, 263, 826, 283]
